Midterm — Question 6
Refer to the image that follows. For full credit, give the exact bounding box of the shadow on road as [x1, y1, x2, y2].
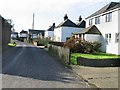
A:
[2, 46, 76, 83]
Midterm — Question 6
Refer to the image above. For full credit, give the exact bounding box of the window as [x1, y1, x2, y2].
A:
[95, 16, 100, 24]
[115, 33, 120, 43]
[105, 33, 111, 43]
[89, 19, 93, 26]
[106, 13, 112, 22]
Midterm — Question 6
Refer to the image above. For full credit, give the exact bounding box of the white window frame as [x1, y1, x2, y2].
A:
[115, 32, 120, 43]
[95, 16, 100, 24]
[105, 33, 111, 43]
[106, 13, 112, 22]
[89, 18, 93, 26]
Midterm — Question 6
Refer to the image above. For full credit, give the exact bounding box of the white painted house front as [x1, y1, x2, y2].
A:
[45, 23, 55, 40]
[11, 32, 18, 39]
[54, 18, 85, 42]
[85, 2, 120, 55]
[29, 29, 45, 39]
[45, 31, 53, 39]
[20, 30, 28, 38]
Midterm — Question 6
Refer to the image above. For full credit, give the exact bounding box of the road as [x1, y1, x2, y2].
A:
[2, 41, 90, 88]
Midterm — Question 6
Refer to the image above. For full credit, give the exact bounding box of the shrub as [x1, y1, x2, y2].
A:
[49, 42, 64, 47]
[64, 36, 101, 53]
[37, 38, 51, 47]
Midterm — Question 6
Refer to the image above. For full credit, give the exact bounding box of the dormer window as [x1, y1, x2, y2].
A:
[95, 16, 100, 24]
[106, 13, 112, 22]
[89, 18, 93, 26]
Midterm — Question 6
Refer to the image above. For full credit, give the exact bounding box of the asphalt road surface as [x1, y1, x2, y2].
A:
[2, 41, 90, 88]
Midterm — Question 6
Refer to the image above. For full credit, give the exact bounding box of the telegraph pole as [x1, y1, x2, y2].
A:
[32, 13, 35, 30]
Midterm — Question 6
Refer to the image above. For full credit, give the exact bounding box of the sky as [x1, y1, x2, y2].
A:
[0, 0, 119, 32]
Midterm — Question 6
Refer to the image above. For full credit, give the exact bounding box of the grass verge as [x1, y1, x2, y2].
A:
[71, 52, 120, 65]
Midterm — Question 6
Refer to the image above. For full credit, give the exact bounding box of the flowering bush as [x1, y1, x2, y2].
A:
[64, 36, 101, 53]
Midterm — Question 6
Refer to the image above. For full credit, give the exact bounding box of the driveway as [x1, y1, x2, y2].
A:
[2, 41, 90, 88]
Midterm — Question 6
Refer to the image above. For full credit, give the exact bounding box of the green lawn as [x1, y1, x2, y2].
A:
[70, 52, 120, 65]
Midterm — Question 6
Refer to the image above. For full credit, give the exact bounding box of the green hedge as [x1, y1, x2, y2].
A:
[37, 38, 51, 47]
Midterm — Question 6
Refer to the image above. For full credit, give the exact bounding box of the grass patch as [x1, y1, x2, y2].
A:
[70, 52, 120, 65]
[8, 42, 16, 47]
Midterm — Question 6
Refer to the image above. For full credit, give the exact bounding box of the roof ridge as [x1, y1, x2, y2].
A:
[55, 19, 77, 28]
[106, 2, 119, 10]
[86, 2, 119, 19]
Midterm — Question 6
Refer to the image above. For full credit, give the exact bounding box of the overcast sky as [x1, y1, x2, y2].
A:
[0, 0, 119, 32]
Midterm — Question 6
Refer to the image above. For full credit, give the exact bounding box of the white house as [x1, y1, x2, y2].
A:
[20, 30, 28, 38]
[11, 32, 18, 39]
[44, 23, 55, 40]
[85, 2, 120, 55]
[19, 30, 28, 41]
[29, 29, 45, 39]
[54, 15, 85, 42]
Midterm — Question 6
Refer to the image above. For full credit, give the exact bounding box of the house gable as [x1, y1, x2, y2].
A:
[47, 23, 55, 31]
[76, 20, 86, 28]
[79, 25, 101, 35]
[55, 19, 77, 28]
[47, 26, 54, 31]
[20, 30, 28, 34]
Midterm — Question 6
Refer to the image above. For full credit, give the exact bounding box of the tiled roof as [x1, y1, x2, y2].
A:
[76, 20, 86, 28]
[11, 32, 18, 34]
[77, 25, 101, 35]
[29, 29, 44, 34]
[20, 30, 28, 33]
[55, 19, 77, 28]
[86, 2, 120, 19]
[47, 25, 55, 31]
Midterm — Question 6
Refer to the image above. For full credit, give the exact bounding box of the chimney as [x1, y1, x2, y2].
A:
[52, 23, 55, 31]
[53, 23, 55, 28]
[78, 15, 82, 22]
[64, 14, 68, 21]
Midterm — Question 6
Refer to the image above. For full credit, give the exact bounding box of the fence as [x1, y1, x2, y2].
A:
[48, 44, 70, 65]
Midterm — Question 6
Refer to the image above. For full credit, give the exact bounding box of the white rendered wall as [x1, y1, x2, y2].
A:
[84, 34, 102, 42]
[54, 27, 62, 42]
[45, 31, 54, 39]
[20, 33, 27, 38]
[32, 34, 37, 38]
[44, 31, 48, 38]
[61, 27, 83, 42]
[11, 34, 17, 38]
[84, 34, 106, 52]
[86, 9, 119, 55]
[54, 27, 84, 42]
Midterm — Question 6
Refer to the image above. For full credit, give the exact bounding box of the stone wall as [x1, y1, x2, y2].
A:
[48, 44, 70, 65]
